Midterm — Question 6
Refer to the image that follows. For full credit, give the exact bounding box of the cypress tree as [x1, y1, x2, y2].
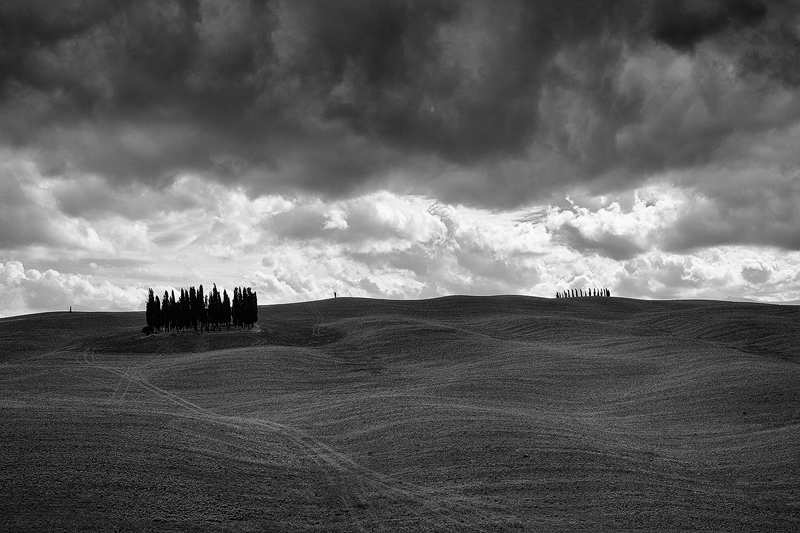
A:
[238, 287, 244, 328]
[146, 288, 155, 327]
[235, 287, 242, 328]
[154, 296, 161, 330]
[197, 284, 205, 332]
[208, 285, 214, 331]
[214, 284, 221, 331]
[189, 286, 197, 331]
[242, 287, 247, 328]
[184, 289, 190, 330]
[251, 289, 257, 326]
[204, 294, 209, 332]
[162, 291, 170, 331]
[231, 287, 238, 329]
[169, 290, 177, 331]
[179, 289, 185, 330]
[207, 284, 215, 331]
[242, 287, 249, 328]
[222, 290, 231, 330]
[183, 288, 188, 330]
[240, 287, 257, 328]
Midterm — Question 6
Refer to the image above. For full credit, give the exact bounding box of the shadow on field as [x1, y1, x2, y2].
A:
[77, 321, 345, 354]
[260, 321, 345, 347]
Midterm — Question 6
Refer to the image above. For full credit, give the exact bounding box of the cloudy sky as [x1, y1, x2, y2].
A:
[2, 0, 800, 316]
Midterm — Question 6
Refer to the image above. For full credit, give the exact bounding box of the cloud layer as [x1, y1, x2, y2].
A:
[2, 168, 798, 317]
[1, 1, 800, 314]
[2, 1, 799, 202]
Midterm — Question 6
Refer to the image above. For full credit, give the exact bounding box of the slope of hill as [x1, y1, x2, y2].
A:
[1, 296, 798, 531]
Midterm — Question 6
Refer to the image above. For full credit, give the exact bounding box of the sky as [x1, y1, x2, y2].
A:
[1, 0, 800, 316]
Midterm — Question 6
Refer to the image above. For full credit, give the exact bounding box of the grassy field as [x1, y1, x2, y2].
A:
[1, 296, 798, 531]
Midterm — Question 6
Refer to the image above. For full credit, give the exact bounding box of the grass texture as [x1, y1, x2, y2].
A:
[1, 296, 798, 531]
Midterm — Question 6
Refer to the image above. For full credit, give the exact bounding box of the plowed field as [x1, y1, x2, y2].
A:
[1, 296, 798, 531]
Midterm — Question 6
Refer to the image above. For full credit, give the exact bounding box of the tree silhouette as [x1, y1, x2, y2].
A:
[169, 290, 177, 331]
[222, 290, 231, 330]
[247, 287, 258, 328]
[153, 296, 161, 329]
[146, 288, 156, 327]
[231, 287, 238, 328]
[234, 287, 243, 328]
[189, 286, 198, 331]
[144, 284, 257, 333]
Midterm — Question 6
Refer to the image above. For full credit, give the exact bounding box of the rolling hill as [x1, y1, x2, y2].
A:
[1, 296, 798, 531]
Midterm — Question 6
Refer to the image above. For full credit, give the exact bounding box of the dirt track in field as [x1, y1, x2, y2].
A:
[1, 296, 799, 531]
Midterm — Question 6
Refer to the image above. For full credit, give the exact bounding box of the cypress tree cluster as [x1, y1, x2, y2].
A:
[145, 285, 257, 332]
[556, 288, 610, 298]
[231, 287, 258, 329]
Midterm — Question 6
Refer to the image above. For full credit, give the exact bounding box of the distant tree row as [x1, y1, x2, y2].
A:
[145, 285, 257, 333]
[556, 288, 610, 298]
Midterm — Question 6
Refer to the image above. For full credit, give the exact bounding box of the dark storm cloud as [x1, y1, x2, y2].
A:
[665, 192, 800, 252]
[650, 0, 767, 52]
[734, 1, 800, 86]
[49, 175, 202, 220]
[1, 0, 799, 209]
[655, 166, 800, 252]
[0, 173, 56, 248]
[554, 225, 647, 261]
[267, 203, 329, 241]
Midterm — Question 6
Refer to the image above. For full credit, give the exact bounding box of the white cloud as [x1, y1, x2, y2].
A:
[0, 261, 145, 317]
[2, 170, 800, 316]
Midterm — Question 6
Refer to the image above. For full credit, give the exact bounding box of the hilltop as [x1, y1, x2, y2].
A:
[1, 296, 798, 531]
